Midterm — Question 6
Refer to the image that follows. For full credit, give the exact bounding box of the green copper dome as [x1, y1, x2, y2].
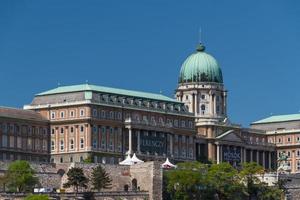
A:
[179, 44, 223, 84]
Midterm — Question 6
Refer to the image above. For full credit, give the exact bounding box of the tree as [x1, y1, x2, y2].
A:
[239, 162, 284, 200]
[239, 162, 265, 199]
[207, 162, 245, 200]
[24, 194, 49, 200]
[4, 160, 39, 192]
[164, 162, 209, 200]
[91, 165, 112, 192]
[63, 167, 89, 198]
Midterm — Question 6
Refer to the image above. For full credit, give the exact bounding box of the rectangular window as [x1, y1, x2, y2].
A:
[60, 140, 64, 151]
[51, 140, 55, 151]
[101, 127, 106, 148]
[93, 139, 97, 149]
[70, 139, 74, 150]
[17, 137, 22, 148]
[27, 138, 32, 150]
[93, 109, 98, 117]
[80, 138, 84, 149]
[9, 136, 14, 148]
[2, 135, 7, 147]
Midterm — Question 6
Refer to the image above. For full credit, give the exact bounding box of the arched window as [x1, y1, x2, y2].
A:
[201, 104, 205, 110]
[124, 184, 129, 192]
[132, 179, 137, 191]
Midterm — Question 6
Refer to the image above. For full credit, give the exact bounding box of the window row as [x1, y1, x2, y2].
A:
[51, 125, 86, 135]
[50, 109, 85, 119]
[51, 138, 85, 151]
[0, 123, 48, 135]
[272, 136, 300, 144]
[1, 135, 48, 151]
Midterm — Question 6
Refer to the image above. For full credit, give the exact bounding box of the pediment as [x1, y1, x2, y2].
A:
[216, 130, 244, 143]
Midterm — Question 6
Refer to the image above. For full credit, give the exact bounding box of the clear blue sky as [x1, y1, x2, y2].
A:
[0, 0, 300, 127]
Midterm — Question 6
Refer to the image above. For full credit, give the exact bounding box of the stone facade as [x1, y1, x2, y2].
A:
[0, 107, 50, 163]
[0, 161, 162, 200]
[24, 84, 196, 165]
[252, 119, 300, 173]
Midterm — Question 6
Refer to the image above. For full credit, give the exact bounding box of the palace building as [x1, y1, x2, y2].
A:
[0, 107, 50, 162]
[0, 42, 277, 169]
[24, 84, 196, 164]
[175, 44, 276, 168]
[251, 114, 300, 173]
[20, 43, 276, 169]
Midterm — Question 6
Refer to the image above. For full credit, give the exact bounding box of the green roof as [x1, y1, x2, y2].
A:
[179, 44, 223, 84]
[252, 113, 300, 124]
[37, 84, 180, 103]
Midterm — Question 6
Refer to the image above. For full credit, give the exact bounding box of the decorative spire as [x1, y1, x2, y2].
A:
[196, 43, 205, 52]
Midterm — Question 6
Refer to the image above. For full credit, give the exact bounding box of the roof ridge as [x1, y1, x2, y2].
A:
[36, 83, 180, 103]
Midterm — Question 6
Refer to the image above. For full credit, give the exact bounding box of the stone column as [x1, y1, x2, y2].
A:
[268, 152, 272, 170]
[170, 134, 173, 157]
[128, 127, 132, 155]
[210, 92, 214, 115]
[262, 151, 266, 168]
[192, 93, 195, 113]
[55, 127, 59, 154]
[217, 144, 220, 164]
[220, 145, 223, 163]
[208, 142, 215, 161]
[213, 95, 217, 115]
[65, 126, 68, 152]
[75, 125, 78, 151]
[194, 93, 197, 114]
[244, 148, 247, 163]
[137, 130, 141, 153]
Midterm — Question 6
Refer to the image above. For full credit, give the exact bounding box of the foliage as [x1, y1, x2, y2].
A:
[91, 165, 112, 191]
[63, 167, 89, 196]
[164, 162, 209, 200]
[239, 162, 265, 198]
[83, 156, 93, 163]
[24, 194, 49, 200]
[3, 160, 39, 192]
[164, 161, 284, 200]
[206, 163, 245, 200]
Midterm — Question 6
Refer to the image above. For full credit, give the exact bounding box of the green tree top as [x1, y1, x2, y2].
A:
[5, 160, 39, 192]
[91, 165, 112, 192]
[63, 167, 89, 195]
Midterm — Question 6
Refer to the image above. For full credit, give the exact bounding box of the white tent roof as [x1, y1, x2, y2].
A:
[162, 158, 177, 169]
[131, 153, 144, 164]
[119, 154, 134, 166]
